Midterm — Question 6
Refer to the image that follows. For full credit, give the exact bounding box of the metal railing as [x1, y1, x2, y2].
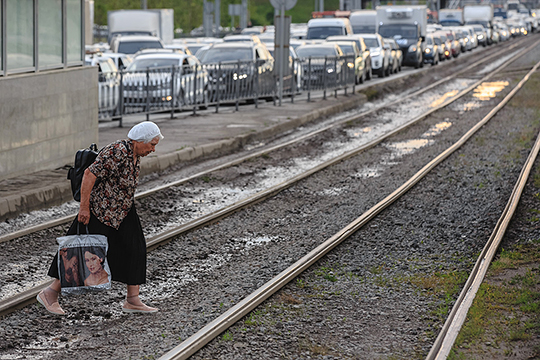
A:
[97, 54, 356, 123]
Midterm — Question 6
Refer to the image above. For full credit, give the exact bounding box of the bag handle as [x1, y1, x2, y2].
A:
[77, 222, 90, 235]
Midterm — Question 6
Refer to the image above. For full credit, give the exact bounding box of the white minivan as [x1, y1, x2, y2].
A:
[306, 18, 353, 40]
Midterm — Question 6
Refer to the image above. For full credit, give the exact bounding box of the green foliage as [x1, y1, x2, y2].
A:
[94, 0, 341, 32]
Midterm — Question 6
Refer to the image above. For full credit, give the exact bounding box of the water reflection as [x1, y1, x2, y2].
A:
[430, 90, 460, 108]
[423, 121, 452, 137]
[473, 81, 509, 101]
[386, 139, 433, 155]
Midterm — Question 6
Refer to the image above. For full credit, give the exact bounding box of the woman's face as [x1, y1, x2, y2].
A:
[85, 251, 103, 274]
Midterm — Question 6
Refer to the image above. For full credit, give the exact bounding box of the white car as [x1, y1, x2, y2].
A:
[85, 56, 121, 116]
[357, 33, 390, 78]
[123, 53, 208, 109]
[266, 43, 304, 94]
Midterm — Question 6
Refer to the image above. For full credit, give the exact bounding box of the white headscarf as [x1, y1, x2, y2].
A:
[127, 121, 164, 143]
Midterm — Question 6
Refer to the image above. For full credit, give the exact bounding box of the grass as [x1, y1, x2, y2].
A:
[449, 241, 540, 359]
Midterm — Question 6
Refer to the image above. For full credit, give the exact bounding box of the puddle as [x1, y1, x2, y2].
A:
[423, 121, 452, 137]
[430, 90, 460, 108]
[385, 139, 432, 155]
[473, 81, 509, 101]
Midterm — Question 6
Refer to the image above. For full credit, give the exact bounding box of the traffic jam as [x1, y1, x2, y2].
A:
[86, 4, 538, 120]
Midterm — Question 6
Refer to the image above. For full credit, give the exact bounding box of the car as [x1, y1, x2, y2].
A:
[222, 34, 263, 45]
[306, 18, 353, 40]
[85, 56, 121, 116]
[123, 53, 208, 109]
[423, 34, 440, 65]
[109, 35, 164, 55]
[325, 35, 372, 81]
[266, 44, 304, 93]
[331, 41, 366, 84]
[99, 52, 133, 70]
[357, 33, 389, 78]
[435, 31, 453, 60]
[385, 38, 403, 72]
[462, 26, 479, 49]
[471, 25, 488, 46]
[163, 43, 194, 55]
[199, 42, 275, 101]
[441, 29, 461, 57]
[430, 33, 447, 62]
[295, 43, 346, 86]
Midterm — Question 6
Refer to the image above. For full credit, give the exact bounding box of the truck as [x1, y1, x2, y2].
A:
[439, 8, 464, 26]
[107, 9, 174, 45]
[349, 10, 377, 34]
[463, 4, 494, 45]
[376, 5, 427, 68]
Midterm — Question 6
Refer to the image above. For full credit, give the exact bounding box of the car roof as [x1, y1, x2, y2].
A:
[307, 18, 351, 26]
[132, 53, 190, 61]
[115, 35, 162, 42]
[209, 42, 255, 49]
[356, 33, 379, 38]
[298, 43, 338, 48]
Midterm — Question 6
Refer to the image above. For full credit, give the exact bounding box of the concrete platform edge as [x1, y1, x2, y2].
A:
[0, 93, 366, 221]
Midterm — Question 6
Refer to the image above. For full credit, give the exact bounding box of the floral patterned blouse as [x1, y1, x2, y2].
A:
[87, 140, 140, 229]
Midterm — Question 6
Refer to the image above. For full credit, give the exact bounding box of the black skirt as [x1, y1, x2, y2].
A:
[48, 206, 147, 285]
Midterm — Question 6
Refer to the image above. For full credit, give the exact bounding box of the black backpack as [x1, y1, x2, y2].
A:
[67, 143, 99, 202]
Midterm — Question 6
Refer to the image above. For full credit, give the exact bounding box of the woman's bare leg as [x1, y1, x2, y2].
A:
[123, 285, 158, 313]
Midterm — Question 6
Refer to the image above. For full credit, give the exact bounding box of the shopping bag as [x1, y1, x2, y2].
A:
[56, 224, 111, 295]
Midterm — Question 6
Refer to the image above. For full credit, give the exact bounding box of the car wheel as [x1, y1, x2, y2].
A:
[367, 67, 372, 80]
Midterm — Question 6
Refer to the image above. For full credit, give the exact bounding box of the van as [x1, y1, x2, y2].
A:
[306, 18, 353, 40]
[349, 10, 377, 34]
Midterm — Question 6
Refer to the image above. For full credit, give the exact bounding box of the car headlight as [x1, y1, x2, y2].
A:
[371, 51, 381, 57]
[408, 45, 417, 53]
[424, 48, 431, 54]
[326, 68, 334, 74]
[477, 34, 484, 39]
[347, 62, 355, 68]
[233, 73, 248, 80]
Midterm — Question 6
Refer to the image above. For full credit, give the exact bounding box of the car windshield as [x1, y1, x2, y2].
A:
[306, 26, 344, 39]
[352, 25, 375, 34]
[378, 24, 417, 39]
[296, 46, 336, 57]
[433, 37, 442, 45]
[127, 58, 179, 71]
[200, 48, 253, 63]
[118, 41, 163, 54]
[337, 44, 354, 54]
[362, 38, 379, 47]
[426, 37, 434, 45]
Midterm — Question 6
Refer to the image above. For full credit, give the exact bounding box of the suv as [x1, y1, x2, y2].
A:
[199, 42, 275, 101]
[357, 33, 389, 78]
[109, 35, 164, 55]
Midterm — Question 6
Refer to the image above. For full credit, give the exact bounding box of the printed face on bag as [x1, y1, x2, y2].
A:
[84, 249, 109, 286]
[85, 251, 103, 274]
[59, 248, 83, 287]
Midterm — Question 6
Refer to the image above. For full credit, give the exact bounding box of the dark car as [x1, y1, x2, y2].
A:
[296, 43, 346, 87]
[423, 34, 440, 65]
[199, 42, 275, 101]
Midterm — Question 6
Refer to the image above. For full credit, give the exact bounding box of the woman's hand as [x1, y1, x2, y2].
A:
[78, 207, 91, 225]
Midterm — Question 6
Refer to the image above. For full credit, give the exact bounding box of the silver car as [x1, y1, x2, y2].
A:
[123, 53, 208, 109]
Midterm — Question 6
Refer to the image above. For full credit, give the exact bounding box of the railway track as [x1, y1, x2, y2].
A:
[0, 35, 539, 359]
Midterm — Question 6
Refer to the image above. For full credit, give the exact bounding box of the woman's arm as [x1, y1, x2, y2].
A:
[78, 168, 97, 225]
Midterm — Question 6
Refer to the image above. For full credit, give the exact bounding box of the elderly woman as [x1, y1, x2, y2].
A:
[37, 121, 163, 315]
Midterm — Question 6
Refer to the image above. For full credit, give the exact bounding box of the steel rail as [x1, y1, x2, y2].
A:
[426, 59, 540, 360]
[156, 43, 540, 360]
[0, 38, 537, 318]
[0, 37, 530, 245]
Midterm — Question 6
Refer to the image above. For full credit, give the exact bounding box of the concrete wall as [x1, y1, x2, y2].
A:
[0, 67, 98, 181]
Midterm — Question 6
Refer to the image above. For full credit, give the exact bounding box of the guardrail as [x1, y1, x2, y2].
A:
[97, 54, 356, 123]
